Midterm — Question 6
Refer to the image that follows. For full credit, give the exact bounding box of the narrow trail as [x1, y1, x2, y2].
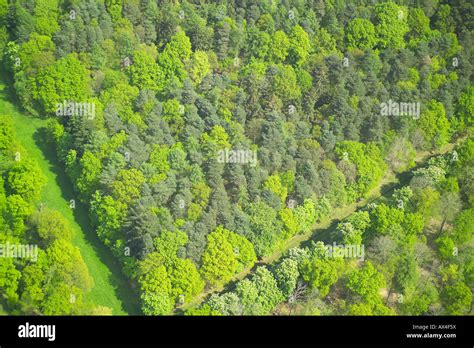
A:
[0, 80, 140, 315]
[179, 140, 459, 312]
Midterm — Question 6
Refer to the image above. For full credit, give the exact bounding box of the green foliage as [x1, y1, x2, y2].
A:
[401, 282, 439, 315]
[418, 101, 450, 149]
[90, 193, 127, 247]
[272, 64, 301, 101]
[0, 0, 7, 26]
[235, 266, 284, 314]
[457, 86, 474, 127]
[17, 33, 56, 74]
[34, 54, 91, 114]
[158, 31, 192, 83]
[270, 30, 289, 62]
[252, 266, 284, 312]
[338, 213, 369, 245]
[138, 256, 173, 315]
[6, 159, 46, 202]
[279, 208, 299, 238]
[189, 51, 210, 84]
[451, 209, 474, 245]
[105, 0, 122, 22]
[273, 258, 299, 298]
[149, 144, 171, 183]
[185, 304, 221, 316]
[224, 230, 257, 271]
[200, 228, 237, 286]
[3, 0, 472, 318]
[19, 239, 95, 315]
[46, 239, 94, 292]
[436, 236, 456, 260]
[31, 208, 73, 246]
[412, 187, 440, 222]
[335, 141, 386, 198]
[167, 257, 204, 304]
[373, 2, 408, 49]
[111, 169, 145, 205]
[245, 200, 283, 257]
[346, 18, 377, 50]
[301, 253, 345, 297]
[41, 283, 84, 315]
[162, 99, 184, 135]
[394, 253, 418, 293]
[200, 226, 256, 286]
[369, 203, 423, 242]
[348, 301, 394, 315]
[154, 229, 188, 262]
[206, 292, 242, 315]
[140, 229, 205, 309]
[248, 28, 271, 59]
[313, 28, 337, 57]
[346, 261, 385, 303]
[129, 47, 165, 91]
[33, 0, 60, 36]
[288, 25, 310, 66]
[0, 257, 21, 302]
[384, 135, 416, 173]
[441, 281, 472, 315]
[264, 174, 288, 203]
[75, 151, 102, 199]
[100, 82, 139, 124]
[407, 8, 432, 41]
[0, 116, 15, 153]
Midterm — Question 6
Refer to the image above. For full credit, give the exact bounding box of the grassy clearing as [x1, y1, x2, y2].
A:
[0, 81, 140, 315]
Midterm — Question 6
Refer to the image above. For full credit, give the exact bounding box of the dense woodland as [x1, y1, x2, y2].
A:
[190, 142, 474, 315]
[0, 0, 472, 315]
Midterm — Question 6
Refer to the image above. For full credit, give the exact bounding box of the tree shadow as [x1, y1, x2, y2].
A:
[303, 218, 342, 247]
[0, 73, 20, 107]
[32, 124, 141, 315]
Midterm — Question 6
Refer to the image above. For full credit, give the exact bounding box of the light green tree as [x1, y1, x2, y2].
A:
[346, 18, 377, 50]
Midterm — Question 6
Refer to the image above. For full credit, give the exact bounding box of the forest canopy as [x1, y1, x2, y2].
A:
[0, 0, 472, 317]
